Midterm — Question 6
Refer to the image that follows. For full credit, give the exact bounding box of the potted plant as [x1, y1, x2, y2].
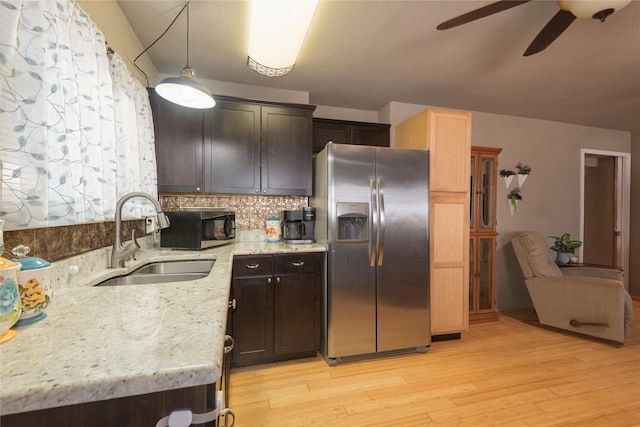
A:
[507, 187, 521, 216]
[500, 169, 515, 189]
[515, 162, 531, 187]
[548, 233, 582, 264]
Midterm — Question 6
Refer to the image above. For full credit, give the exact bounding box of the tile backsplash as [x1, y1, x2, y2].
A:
[3, 194, 308, 262]
[2, 220, 146, 262]
[159, 194, 308, 231]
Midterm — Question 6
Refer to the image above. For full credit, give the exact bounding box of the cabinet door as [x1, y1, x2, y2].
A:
[231, 276, 274, 365]
[430, 192, 469, 334]
[149, 90, 204, 193]
[273, 273, 320, 355]
[313, 119, 350, 153]
[261, 106, 313, 195]
[427, 109, 471, 192]
[204, 100, 260, 194]
[350, 123, 390, 147]
[471, 153, 498, 232]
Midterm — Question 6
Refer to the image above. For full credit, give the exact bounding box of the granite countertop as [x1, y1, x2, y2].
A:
[0, 240, 326, 416]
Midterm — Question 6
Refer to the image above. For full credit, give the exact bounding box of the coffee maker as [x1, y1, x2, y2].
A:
[282, 208, 315, 243]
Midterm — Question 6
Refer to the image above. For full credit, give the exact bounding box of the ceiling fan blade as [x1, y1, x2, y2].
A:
[437, 0, 532, 30]
[523, 9, 576, 56]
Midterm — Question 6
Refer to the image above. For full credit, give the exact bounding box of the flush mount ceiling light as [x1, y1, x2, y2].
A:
[247, 0, 319, 77]
[134, 0, 214, 109]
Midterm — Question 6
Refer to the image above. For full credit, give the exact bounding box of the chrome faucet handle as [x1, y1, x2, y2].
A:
[157, 212, 170, 229]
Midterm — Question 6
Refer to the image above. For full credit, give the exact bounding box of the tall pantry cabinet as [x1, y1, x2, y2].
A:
[395, 109, 471, 336]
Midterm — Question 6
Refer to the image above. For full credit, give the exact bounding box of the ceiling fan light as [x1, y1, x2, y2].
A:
[557, 0, 631, 19]
[156, 67, 215, 109]
[247, 0, 319, 76]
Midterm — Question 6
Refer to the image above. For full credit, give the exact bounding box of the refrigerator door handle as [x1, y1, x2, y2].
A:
[377, 178, 385, 266]
[370, 178, 377, 267]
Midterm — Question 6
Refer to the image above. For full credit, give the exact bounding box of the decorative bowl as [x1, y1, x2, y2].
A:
[0, 257, 22, 342]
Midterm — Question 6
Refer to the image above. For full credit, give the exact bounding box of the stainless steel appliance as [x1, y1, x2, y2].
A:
[160, 209, 235, 250]
[282, 208, 315, 243]
[312, 142, 430, 364]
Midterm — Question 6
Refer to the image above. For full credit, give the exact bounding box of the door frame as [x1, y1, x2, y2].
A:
[579, 149, 630, 290]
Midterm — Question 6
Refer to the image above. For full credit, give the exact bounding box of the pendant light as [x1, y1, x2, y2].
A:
[135, 1, 214, 109]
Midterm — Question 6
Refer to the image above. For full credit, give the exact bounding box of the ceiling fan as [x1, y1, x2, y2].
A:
[437, 0, 632, 56]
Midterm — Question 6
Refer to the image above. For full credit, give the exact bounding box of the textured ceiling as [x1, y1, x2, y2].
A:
[116, 0, 640, 134]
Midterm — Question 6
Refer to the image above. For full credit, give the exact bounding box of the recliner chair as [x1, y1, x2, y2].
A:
[511, 231, 633, 343]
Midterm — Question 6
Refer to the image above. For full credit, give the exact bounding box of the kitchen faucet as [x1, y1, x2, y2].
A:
[111, 192, 170, 268]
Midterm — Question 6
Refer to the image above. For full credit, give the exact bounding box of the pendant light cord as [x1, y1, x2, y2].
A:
[132, 1, 190, 88]
[186, 0, 191, 68]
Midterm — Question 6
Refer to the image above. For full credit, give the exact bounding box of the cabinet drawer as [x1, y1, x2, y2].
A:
[233, 256, 274, 277]
[275, 253, 322, 274]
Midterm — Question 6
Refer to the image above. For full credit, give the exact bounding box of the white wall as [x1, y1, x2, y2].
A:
[79, 0, 158, 86]
[630, 132, 640, 298]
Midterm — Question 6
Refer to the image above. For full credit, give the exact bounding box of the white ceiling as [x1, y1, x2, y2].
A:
[117, 0, 640, 134]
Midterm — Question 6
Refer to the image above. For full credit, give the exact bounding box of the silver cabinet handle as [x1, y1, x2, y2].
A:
[228, 299, 236, 310]
[246, 263, 259, 269]
[276, 277, 281, 283]
[292, 261, 305, 267]
[224, 335, 235, 353]
[267, 277, 272, 284]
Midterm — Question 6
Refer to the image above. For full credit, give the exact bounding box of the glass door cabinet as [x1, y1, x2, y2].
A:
[469, 146, 501, 323]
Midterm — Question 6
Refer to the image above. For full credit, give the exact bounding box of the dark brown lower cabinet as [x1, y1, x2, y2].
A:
[230, 253, 322, 367]
[0, 384, 215, 427]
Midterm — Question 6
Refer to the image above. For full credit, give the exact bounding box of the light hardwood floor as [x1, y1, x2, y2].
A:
[229, 301, 640, 426]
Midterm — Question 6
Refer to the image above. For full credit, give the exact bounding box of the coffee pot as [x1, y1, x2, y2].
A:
[282, 208, 315, 243]
[283, 221, 305, 240]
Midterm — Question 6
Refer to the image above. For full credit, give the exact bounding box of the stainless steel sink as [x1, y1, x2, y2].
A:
[97, 272, 209, 286]
[95, 259, 215, 286]
[132, 260, 215, 275]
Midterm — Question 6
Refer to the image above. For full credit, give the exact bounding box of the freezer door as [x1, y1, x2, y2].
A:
[375, 147, 430, 351]
[326, 144, 377, 358]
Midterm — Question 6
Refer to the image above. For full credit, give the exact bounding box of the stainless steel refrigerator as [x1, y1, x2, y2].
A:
[312, 142, 430, 364]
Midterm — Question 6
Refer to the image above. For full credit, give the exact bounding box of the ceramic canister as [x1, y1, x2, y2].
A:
[12, 256, 52, 325]
[0, 257, 22, 341]
[265, 217, 282, 242]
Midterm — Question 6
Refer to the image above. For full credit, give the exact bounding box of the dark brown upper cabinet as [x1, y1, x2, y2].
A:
[149, 89, 205, 193]
[312, 118, 390, 154]
[150, 91, 315, 195]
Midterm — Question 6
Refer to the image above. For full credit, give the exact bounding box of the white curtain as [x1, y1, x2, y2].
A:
[0, 0, 157, 230]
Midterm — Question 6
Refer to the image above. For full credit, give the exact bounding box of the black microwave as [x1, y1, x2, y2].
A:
[160, 209, 235, 250]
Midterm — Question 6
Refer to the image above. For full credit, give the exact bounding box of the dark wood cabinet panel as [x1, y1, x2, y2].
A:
[261, 106, 313, 195]
[149, 89, 204, 193]
[230, 253, 323, 367]
[351, 123, 391, 147]
[1, 384, 213, 427]
[150, 92, 315, 196]
[274, 252, 323, 274]
[312, 120, 350, 152]
[232, 255, 274, 277]
[231, 276, 274, 364]
[274, 273, 320, 355]
[204, 101, 261, 194]
[312, 118, 390, 154]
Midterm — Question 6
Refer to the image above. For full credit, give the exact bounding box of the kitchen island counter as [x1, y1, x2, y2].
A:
[0, 240, 325, 416]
